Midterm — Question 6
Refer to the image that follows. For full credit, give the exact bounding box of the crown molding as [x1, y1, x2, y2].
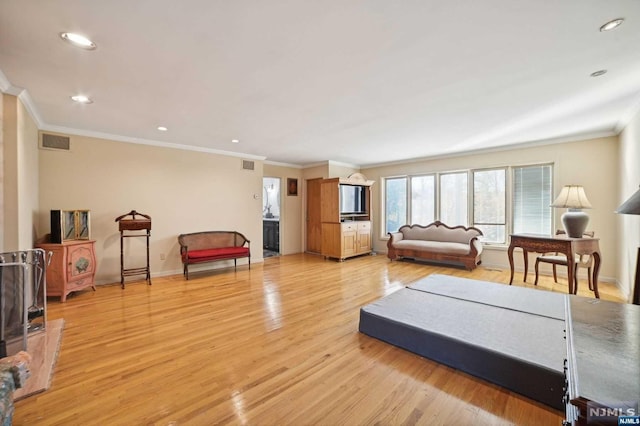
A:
[40, 124, 267, 160]
[0, 73, 22, 97]
[328, 159, 361, 169]
[301, 160, 330, 169]
[0, 69, 17, 94]
[1, 70, 44, 126]
[264, 160, 303, 169]
[615, 89, 640, 134]
[361, 130, 618, 169]
[17, 89, 44, 127]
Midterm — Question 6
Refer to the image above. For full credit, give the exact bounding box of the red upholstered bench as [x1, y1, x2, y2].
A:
[178, 231, 250, 280]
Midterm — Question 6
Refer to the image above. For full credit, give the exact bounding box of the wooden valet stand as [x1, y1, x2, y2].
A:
[115, 210, 151, 288]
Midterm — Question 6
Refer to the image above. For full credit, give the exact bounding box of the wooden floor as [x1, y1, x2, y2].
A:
[13, 254, 624, 425]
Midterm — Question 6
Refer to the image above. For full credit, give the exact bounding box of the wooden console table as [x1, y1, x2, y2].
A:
[507, 234, 601, 295]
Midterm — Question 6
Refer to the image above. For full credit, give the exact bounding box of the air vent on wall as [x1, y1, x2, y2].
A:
[242, 160, 255, 171]
[40, 133, 70, 151]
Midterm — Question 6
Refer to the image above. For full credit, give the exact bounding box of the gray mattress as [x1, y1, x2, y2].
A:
[359, 274, 567, 410]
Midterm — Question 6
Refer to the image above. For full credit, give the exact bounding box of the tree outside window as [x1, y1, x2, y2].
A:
[473, 169, 506, 243]
[411, 175, 435, 225]
[440, 172, 467, 226]
[385, 177, 407, 233]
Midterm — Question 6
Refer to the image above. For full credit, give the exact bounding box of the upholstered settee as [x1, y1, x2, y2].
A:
[178, 231, 250, 280]
[387, 221, 483, 270]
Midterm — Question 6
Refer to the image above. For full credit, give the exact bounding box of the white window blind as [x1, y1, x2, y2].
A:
[513, 165, 552, 235]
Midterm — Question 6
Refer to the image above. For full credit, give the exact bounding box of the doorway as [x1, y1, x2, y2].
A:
[263, 177, 281, 258]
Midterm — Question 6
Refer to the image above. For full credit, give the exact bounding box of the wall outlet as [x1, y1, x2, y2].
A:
[160, 253, 166, 260]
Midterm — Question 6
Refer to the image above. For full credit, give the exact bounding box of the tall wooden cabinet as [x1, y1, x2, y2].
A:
[36, 240, 97, 302]
[319, 173, 374, 261]
[306, 178, 323, 254]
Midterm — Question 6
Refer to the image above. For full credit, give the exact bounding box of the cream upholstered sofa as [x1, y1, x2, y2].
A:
[387, 221, 483, 270]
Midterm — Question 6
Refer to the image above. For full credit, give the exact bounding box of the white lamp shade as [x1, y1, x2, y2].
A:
[551, 185, 592, 209]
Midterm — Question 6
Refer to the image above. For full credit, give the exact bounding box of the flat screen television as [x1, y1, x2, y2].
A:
[339, 184, 367, 215]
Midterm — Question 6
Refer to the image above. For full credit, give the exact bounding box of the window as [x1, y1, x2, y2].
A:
[382, 163, 553, 242]
[385, 177, 407, 234]
[410, 175, 435, 225]
[473, 169, 506, 243]
[513, 165, 552, 235]
[440, 172, 467, 226]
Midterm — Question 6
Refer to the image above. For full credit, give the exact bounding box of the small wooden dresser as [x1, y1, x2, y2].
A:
[36, 240, 97, 302]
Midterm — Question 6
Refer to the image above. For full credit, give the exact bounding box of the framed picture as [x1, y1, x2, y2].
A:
[287, 178, 298, 196]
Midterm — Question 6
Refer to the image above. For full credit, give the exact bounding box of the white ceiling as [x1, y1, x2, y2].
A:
[1, 1, 640, 167]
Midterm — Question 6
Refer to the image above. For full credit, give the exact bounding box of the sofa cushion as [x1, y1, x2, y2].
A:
[394, 240, 471, 255]
[185, 247, 249, 260]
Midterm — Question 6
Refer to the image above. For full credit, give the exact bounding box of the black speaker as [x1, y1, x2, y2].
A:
[50, 210, 62, 243]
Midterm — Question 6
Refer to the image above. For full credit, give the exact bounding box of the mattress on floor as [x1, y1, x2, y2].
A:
[359, 274, 567, 410]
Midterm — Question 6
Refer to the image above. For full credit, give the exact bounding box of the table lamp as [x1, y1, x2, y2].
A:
[615, 186, 640, 305]
[551, 185, 592, 238]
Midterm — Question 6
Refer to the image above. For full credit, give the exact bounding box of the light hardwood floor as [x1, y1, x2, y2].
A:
[14, 254, 624, 425]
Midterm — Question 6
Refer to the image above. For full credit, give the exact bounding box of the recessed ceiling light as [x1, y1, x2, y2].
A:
[232, 139, 240, 143]
[60, 32, 96, 50]
[590, 70, 607, 77]
[600, 18, 624, 32]
[157, 126, 168, 131]
[71, 94, 93, 104]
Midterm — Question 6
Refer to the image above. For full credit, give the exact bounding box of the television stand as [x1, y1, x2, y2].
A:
[322, 220, 371, 261]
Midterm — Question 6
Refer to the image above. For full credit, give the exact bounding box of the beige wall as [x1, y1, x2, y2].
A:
[0, 92, 4, 252]
[328, 161, 360, 179]
[2, 94, 17, 249]
[39, 134, 264, 284]
[302, 163, 329, 180]
[17, 98, 39, 249]
[263, 163, 303, 254]
[301, 161, 360, 181]
[618, 109, 640, 301]
[362, 136, 619, 281]
[1, 94, 39, 250]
